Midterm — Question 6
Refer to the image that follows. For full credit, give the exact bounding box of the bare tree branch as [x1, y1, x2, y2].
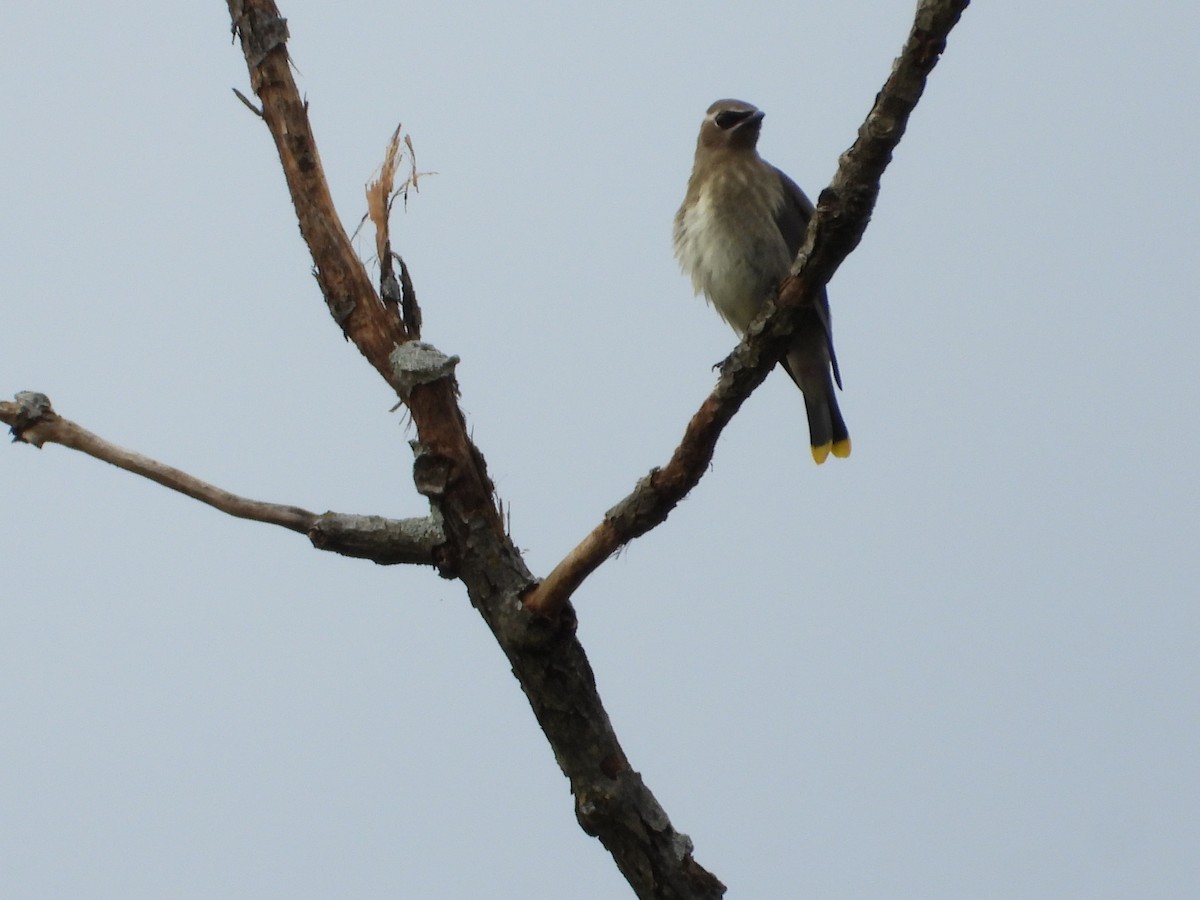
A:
[524, 0, 971, 619]
[309, 511, 444, 566]
[226, 1, 725, 895]
[225, 0, 502, 541]
[1, 392, 441, 566]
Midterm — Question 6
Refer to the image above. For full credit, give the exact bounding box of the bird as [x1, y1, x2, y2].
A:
[674, 99, 851, 464]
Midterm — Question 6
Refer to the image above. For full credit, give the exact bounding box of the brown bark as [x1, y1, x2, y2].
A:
[225, 1, 726, 895]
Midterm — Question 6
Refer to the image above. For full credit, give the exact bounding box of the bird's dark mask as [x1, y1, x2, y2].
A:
[714, 109, 762, 131]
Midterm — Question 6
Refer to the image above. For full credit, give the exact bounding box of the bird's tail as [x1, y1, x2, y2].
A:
[803, 373, 851, 464]
[783, 349, 851, 465]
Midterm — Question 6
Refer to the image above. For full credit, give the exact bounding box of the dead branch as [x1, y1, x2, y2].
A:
[226, 1, 724, 895]
[1, 392, 441, 566]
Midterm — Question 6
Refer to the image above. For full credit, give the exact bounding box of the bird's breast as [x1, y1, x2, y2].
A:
[674, 166, 792, 335]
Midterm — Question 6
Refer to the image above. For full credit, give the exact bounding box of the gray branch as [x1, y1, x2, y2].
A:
[2, 392, 442, 567]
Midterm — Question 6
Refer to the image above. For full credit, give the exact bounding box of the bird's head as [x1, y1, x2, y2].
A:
[698, 99, 765, 152]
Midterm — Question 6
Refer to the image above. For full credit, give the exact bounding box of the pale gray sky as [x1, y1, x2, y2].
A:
[3, 2, 1198, 897]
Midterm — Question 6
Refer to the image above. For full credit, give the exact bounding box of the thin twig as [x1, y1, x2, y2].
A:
[232, 86, 264, 117]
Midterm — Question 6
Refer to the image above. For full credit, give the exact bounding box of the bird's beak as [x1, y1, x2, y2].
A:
[734, 109, 765, 131]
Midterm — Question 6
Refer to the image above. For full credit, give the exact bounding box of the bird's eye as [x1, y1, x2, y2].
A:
[714, 111, 744, 130]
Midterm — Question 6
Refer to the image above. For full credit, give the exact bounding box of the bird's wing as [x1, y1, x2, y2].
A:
[772, 166, 842, 390]
[772, 167, 815, 258]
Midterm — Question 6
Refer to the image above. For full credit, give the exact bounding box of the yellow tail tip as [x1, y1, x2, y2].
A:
[811, 438, 851, 464]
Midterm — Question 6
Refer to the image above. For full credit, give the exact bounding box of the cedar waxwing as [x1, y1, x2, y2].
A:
[674, 99, 851, 464]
